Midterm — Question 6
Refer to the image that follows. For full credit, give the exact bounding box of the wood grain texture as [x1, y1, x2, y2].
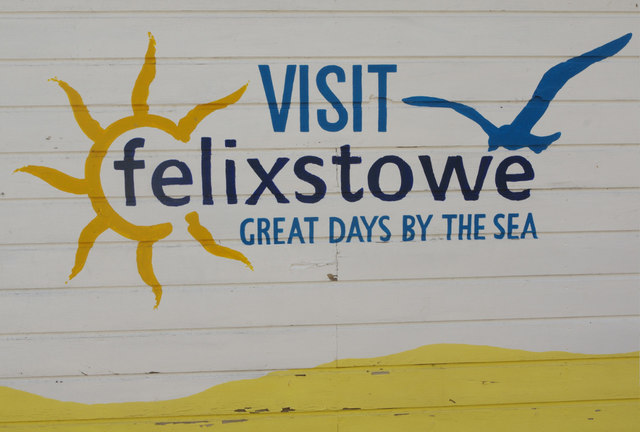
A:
[0, 401, 638, 431]
[3, 0, 639, 13]
[0, 275, 636, 334]
[1, 58, 637, 108]
[0, 346, 637, 424]
[0, 318, 637, 382]
[0, 15, 637, 60]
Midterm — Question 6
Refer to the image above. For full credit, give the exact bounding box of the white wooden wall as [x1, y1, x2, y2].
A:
[0, 1, 638, 429]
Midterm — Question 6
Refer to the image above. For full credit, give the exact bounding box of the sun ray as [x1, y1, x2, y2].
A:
[175, 83, 249, 142]
[23, 34, 253, 308]
[136, 240, 163, 308]
[131, 32, 156, 117]
[14, 165, 88, 195]
[185, 211, 253, 270]
[49, 78, 104, 142]
[68, 216, 110, 281]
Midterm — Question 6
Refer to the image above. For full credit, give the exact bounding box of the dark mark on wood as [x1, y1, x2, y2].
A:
[342, 407, 361, 411]
[327, 273, 338, 281]
[449, 399, 456, 404]
[234, 409, 247, 413]
[588, 418, 594, 420]
[155, 421, 209, 426]
[295, 374, 306, 377]
[281, 407, 295, 412]
[371, 371, 390, 375]
[394, 413, 409, 416]
[222, 419, 248, 424]
[252, 408, 269, 413]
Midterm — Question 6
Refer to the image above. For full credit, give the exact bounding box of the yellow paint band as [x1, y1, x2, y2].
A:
[0, 345, 637, 430]
[0, 400, 637, 432]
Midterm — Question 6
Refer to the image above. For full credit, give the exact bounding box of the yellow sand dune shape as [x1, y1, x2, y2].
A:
[0, 344, 637, 431]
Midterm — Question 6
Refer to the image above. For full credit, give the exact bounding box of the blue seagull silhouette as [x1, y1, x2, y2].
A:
[403, 33, 632, 153]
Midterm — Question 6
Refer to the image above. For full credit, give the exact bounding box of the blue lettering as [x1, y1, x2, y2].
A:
[493, 213, 506, 239]
[521, 212, 538, 239]
[259, 64, 296, 132]
[316, 65, 348, 132]
[417, 214, 432, 241]
[240, 218, 255, 245]
[287, 218, 305, 244]
[257, 218, 271, 245]
[346, 216, 364, 243]
[273, 217, 285, 245]
[329, 217, 345, 243]
[507, 213, 520, 239]
[474, 214, 486, 240]
[367, 64, 397, 132]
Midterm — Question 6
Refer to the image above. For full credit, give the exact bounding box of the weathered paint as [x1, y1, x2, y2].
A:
[0, 345, 638, 430]
[0, 1, 638, 430]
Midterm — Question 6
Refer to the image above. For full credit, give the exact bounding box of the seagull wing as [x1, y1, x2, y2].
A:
[512, 33, 632, 132]
[403, 96, 498, 136]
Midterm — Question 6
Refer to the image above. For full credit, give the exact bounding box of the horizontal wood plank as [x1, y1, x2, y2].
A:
[0, 400, 637, 431]
[0, 15, 637, 60]
[1, 58, 637, 108]
[0, 317, 637, 381]
[0, 275, 637, 334]
[2, 189, 638, 245]
[336, 231, 640, 281]
[3, 0, 639, 13]
[1, 102, 637, 155]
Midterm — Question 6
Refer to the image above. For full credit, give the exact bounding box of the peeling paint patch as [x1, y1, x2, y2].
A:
[0, 345, 636, 430]
[289, 261, 332, 271]
[155, 420, 209, 426]
[221, 419, 248, 424]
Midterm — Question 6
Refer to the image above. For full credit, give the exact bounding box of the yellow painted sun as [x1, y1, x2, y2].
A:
[15, 33, 252, 308]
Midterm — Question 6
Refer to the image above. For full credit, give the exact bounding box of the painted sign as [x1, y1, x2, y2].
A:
[0, 2, 638, 431]
[14, 33, 631, 307]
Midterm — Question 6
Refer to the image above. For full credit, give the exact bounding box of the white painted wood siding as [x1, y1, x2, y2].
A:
[0, 0, 637, 413]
